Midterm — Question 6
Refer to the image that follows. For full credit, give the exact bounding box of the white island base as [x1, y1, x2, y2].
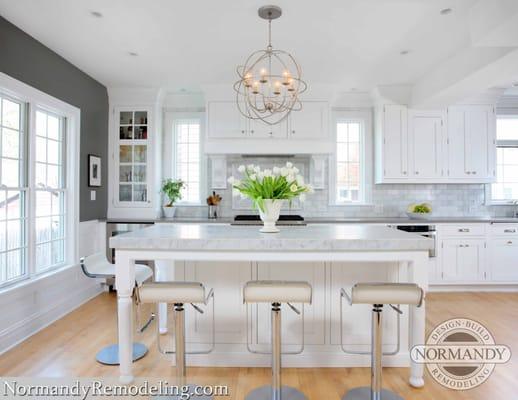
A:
[111, 224, 431, 388]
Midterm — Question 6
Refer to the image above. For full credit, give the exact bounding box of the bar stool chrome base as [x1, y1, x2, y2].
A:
[342, 387, 403, 400]
[95, 343, 148, 365]
[152, 383, 213, 399]
[245, 385, 308, 400]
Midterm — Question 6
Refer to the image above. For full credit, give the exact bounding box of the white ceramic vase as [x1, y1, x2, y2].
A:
[258, 199, 283, 233]
[162, 206, 177, 218]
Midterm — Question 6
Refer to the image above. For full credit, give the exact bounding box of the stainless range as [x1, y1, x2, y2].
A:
[231, 214, 307, 226]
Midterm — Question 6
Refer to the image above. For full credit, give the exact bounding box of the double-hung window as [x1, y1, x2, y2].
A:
[331, 110, 372, 205]
[490, 116, 518, 203]
[173, 117, 202, 204]
[0, 73, 78, 289]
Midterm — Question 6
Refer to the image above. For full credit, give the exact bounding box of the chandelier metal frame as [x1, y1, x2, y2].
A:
[233, 5, 307, 126]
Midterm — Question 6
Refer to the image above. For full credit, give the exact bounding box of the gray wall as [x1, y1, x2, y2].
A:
[0, 16, 108, 221]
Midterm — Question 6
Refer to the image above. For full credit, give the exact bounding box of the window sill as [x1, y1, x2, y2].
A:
[0, 262, 77, 295]
[329, 202, 375, 207]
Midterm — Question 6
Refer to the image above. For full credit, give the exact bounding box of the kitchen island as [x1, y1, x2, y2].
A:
[110, 223, 433, 386]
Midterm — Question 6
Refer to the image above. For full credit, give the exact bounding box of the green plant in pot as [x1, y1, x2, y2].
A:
[161, 179, 184, 218]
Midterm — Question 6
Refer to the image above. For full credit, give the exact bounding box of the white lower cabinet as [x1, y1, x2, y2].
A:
[489, 238, 518, 282]
[440, 239, 486, 282]
[255, 262, 325, 346]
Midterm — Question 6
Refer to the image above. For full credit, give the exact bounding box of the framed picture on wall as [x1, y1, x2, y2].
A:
[88, 154, 102, 187]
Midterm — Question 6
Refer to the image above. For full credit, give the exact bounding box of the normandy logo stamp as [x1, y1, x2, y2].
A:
[410, 318, 511, 390]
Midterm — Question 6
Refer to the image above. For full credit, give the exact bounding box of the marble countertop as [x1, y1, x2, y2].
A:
[109, 223, 433, 252]
[106, 216, 518, 225]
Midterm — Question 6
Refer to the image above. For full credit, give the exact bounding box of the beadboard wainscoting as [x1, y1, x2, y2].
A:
[0, 220, 106, 355]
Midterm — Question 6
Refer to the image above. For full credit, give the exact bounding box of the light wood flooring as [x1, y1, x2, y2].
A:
[1, 292, 517, 399]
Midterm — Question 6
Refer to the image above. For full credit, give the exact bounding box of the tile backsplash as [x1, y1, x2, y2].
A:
[173, 155, 516, 219]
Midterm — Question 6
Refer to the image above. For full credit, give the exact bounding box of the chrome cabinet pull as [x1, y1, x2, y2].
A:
[504, 229, 516, 233]
[458, 228, 470, 233]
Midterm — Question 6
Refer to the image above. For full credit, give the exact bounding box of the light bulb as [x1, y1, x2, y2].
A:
[252, 81, 260, 94]
[244, 72, 253, 87]
[273, 81, 281, 95]
[282, 70, 291, 85]
[259, 68, 268, 83]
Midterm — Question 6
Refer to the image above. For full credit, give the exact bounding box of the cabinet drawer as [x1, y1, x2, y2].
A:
[490, 224, 518, 236]
[440, 224, 486, 237]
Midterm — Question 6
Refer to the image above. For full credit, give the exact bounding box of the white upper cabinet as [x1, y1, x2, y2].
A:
[207, 101, 247, 139]
[446, 105, 496, 181]
[287, 101, 329, 140]
[205, 99, 332, 154]
[409, 111, 445, 180]
[376, 104, 408, 181]
[376, 104, 495, 184]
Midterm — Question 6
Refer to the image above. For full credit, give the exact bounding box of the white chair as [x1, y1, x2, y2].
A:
[80, 252, 154, 365]
[137, 281, 215, 399]
[340, 283, 424, 400]
[243, 280, 312, 400]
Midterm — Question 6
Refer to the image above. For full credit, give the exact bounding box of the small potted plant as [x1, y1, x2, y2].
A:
[161, 179, 184, 218]
[228, 162, 313, 233]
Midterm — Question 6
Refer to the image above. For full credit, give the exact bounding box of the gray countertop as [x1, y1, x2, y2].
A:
[109, 223, 433, 252]
[105, 216, 518, 225]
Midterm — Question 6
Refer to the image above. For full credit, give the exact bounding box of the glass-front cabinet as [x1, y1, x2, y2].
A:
[115, 109, 151, 206]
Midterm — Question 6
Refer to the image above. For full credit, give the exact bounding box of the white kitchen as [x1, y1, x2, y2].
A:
[0, 1, 518, 400]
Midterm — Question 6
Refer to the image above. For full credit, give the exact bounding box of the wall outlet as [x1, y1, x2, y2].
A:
[90, 190, 96, 201]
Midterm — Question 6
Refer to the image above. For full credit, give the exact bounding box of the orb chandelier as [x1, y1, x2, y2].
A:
[234, 5, 307, 126]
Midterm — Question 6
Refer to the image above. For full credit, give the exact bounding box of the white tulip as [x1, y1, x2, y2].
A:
[254, 166, 261, 173]
[257, 171, 265, 180]
[287, 174, 295, 182]
[273, 166, 281, 175]
[264, 169, 272, 177]
[296, 175, 304, 185]
[280, 167, 289, 176]
[307, 184, 314, 193]
[249, 174, 257, 181]
[286, 162, 293, 168]
[234, 179, 241, 186]
[238, 165, 246, 173]
[227, 176, 235, 184]
[293, 167, 299, 174]
[247, 164, 255, 171]
[290, 184, 298, 192]
[299, 193, 306, 202]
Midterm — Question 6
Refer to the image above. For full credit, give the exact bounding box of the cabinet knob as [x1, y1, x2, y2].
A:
[472, 171, 477, 175]
[403, 171, 407, 175]
[291, 130, 296, 134]
[415, 171, 419, 175]
[507, 241, 513, 245]
[241, 130, 245, 134]
[250, 130, 254, 134]
[466, 171, 471, 175]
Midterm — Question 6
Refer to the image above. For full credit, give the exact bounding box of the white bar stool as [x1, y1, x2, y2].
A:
[80, 252, 154, 365]
[243, 280, 312, 400]
[137, 281, 215, 400]
[340, 283, 424, 400]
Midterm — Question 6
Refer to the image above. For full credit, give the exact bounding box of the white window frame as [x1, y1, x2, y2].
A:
[486, 113, 518, 205]
[329, 109, 373, 206]
[163, 111, 206, 205]
[0, 72, 79, 291]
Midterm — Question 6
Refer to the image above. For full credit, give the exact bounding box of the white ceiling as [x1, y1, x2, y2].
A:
[0, 0, 503, 94]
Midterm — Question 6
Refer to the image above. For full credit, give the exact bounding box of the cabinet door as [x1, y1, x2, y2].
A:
[441, 239, 486, 282]
[446, 107, 468, 178]
[207, 101, 247, 138]
[183, 261, 252, 344]
[382, 105, 408, 179]
[255, 262, 325, 346]
[288, 101, 329, 139]
[490, 238, 518, 281]
[249, 118, 288, 139]
[466, 105, 493, 178]
[410, 113, 443, 179]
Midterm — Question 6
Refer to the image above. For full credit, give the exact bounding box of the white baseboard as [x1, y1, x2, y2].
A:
[0, 281, 103, 355]
[429, 284, 518, 292]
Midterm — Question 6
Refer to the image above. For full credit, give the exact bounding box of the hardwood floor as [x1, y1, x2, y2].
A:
[1, 292, 517, 399]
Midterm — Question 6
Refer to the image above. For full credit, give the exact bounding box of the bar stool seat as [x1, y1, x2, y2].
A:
[244, 280, 312, 303]
[340, 282, 424, 400]
[138, 282, 206, 303]
[244, 280, 312, 400]
[350, 283, 423, 306]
